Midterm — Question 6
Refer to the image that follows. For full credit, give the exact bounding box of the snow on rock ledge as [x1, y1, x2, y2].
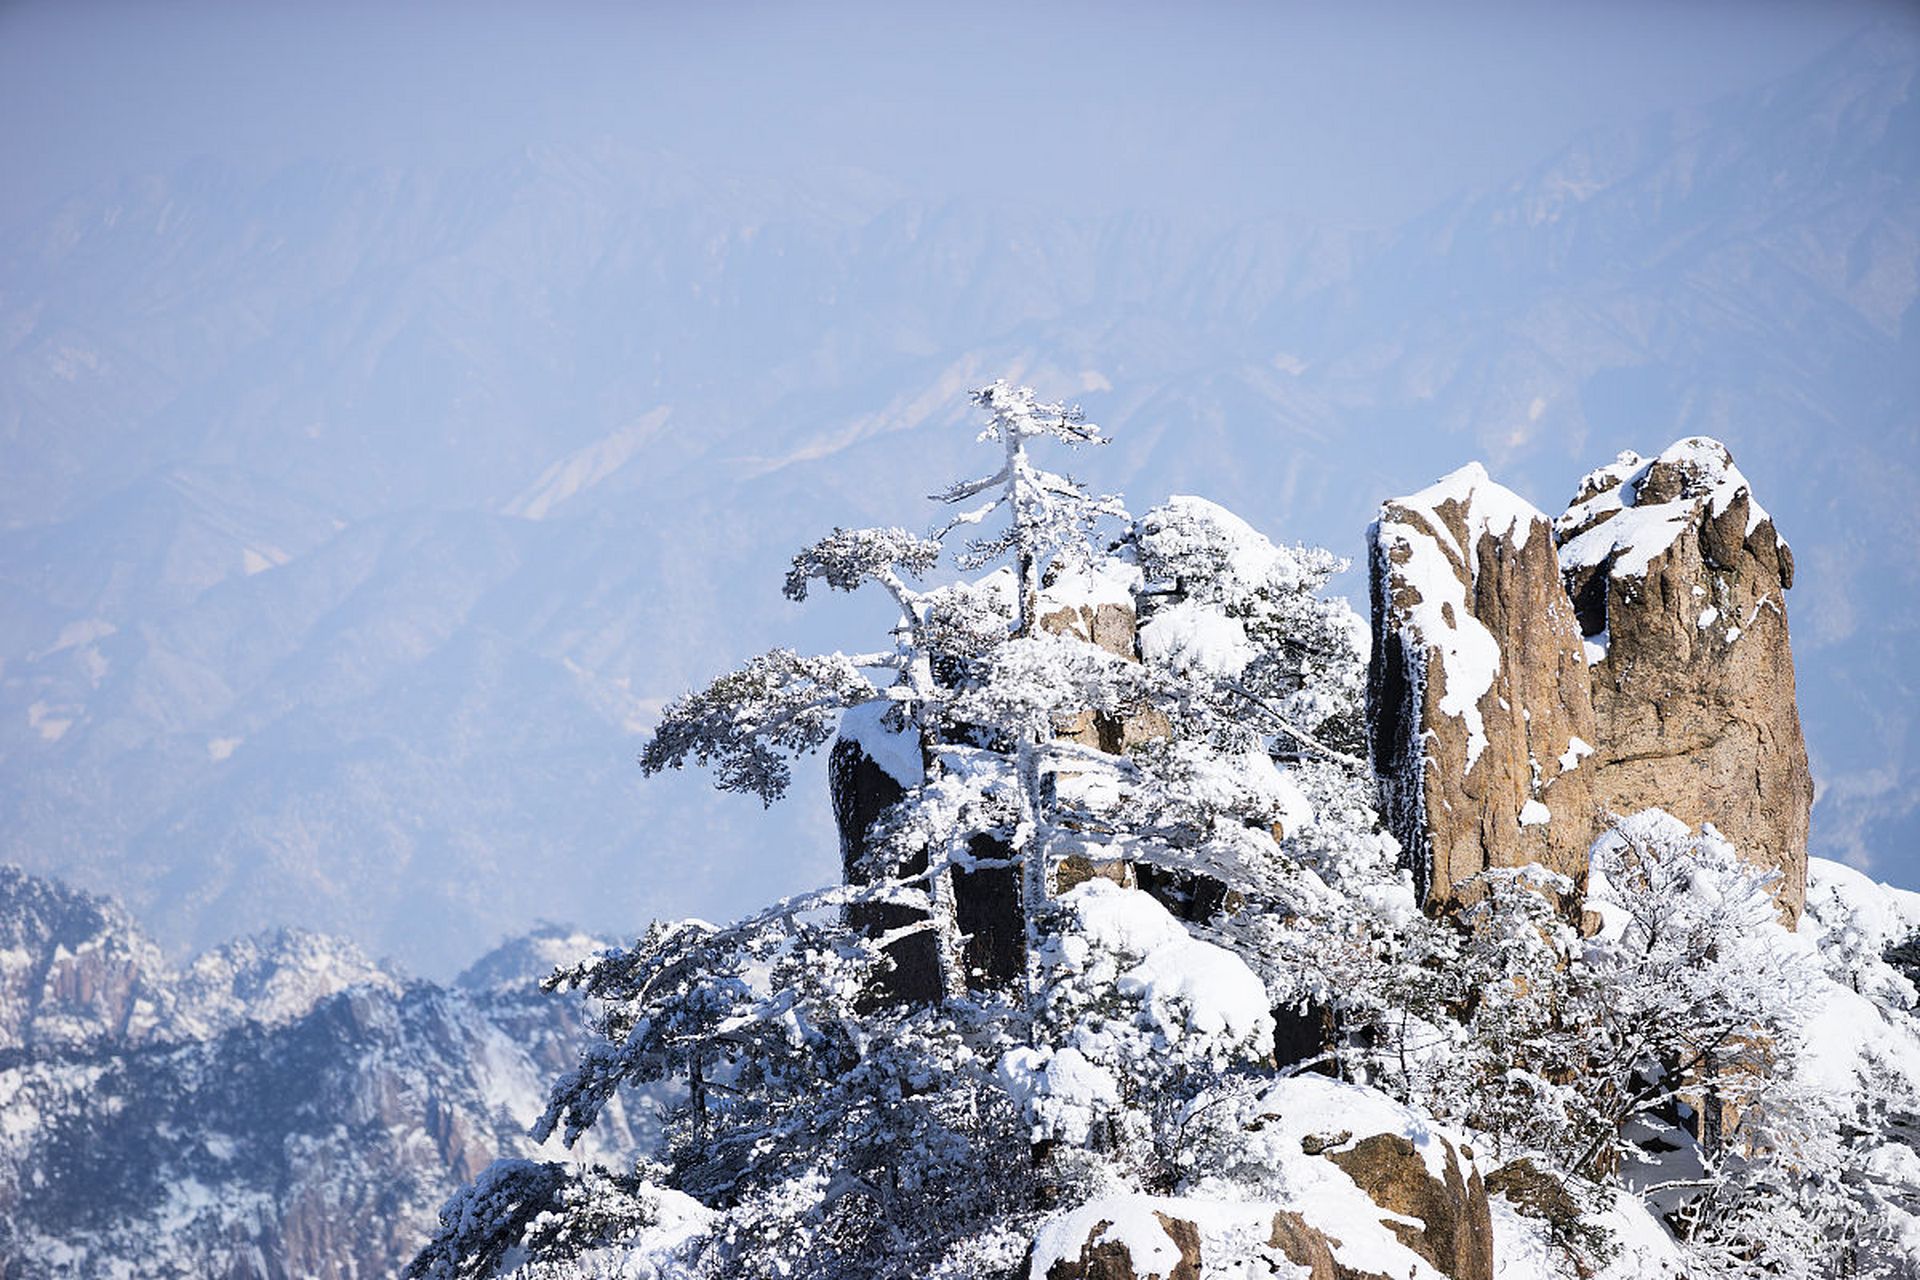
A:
[1033, 1076, 1494, 1280]
[1367, 463, 1598, 911]
[1553, 438, 1810, 922]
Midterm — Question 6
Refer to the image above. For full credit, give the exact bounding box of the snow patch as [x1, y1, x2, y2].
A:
[1558, 438, 1781, 580]
[1139, 600, 1256, 680]
[26, 702, 72, 742]
[506, 407, 672, 520]
[836, 699, 924, 788]
[241, 545, 288, 575]
[1558, 736, 1594, 773]
[35, 619, 116, 659]
[1519, 799, 1552, 827]
[1041, 555, 1141, 613]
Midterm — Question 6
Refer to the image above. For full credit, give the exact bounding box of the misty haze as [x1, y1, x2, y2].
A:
[1, 3, 1916, 1278]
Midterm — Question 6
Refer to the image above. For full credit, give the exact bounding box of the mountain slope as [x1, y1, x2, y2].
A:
[0, 867, 651, 1279]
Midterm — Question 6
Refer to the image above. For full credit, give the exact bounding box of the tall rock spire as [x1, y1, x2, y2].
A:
[1367, 464, 1600, 910]
[1555, 438, 1812, 922]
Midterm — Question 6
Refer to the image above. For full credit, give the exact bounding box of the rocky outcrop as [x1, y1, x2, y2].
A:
[831, 564, 1172, 1003]
[1042, 561, 1170, 756]
[828, 715, 945, 1005]
[0, 866, 169, 1052]
[1039, 1207, 1202, 1280]
[1325, 1133, 1494, 1280]
[1263, 1211, 1362, 1280]
[1555, 439, 1811, 921]
[1033, 1079, 1494, 1280]
[1037, 1206, 1409, 1280]
[1368, 465, 1599, 910]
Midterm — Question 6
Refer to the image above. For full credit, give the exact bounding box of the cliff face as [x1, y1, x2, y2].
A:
[828, 718, 946, 1004]
[1555, 439, 1812, 921]
[0, 869, 653, 1280]
[1366, 440, 1812, 921]
[1367, 465, 1599, 908]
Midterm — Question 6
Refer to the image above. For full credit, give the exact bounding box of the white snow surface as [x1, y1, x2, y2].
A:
[1139, 599, 1259, 680]
[1041, 555, 1143, 613]
[1518, 799, 1552, 827]
[1029, 1195, 1278, 1280]
[1557, 438, 1780, 579]
[1176, 1074, 1473, 1279]
[1010, 882, 1275, 1147]
[1135, 495, 1322, 605]
[996, 1046, 1122, 1148]
[1558, 736, 1594, 772]
[836, 698, 924, 787]
[1064, 880, 1273, 1053]
[1795, 857, 1920, 1098]
[1375, 462, 1546, 770]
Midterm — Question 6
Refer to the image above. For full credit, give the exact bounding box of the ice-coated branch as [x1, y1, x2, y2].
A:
[784, 525, 941, 623]
[1224, 678, 1369, 771]
[639, 649, 879, 804]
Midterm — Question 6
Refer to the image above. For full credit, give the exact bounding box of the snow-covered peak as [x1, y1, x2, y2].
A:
[453, 925, 614, 994]
[171, 928, 403, 1038]
[1557, 436, 1782, 577]
[1388, 461, 1544, 569]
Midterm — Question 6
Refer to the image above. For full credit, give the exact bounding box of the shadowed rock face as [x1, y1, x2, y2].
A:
[1368, 464, 1599, 911]
[1555, 439, 1811, 921]
[828, 735, 945, 1004]
[830, 576, 1167, 1003]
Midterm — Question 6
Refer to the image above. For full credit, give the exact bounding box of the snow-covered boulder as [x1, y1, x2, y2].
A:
[1040, 1077, 1496, 1280]
[1259, 1076, 1493, 1280]
[1555, 438, 1811, 922]
[1367, 464, 1599, 912]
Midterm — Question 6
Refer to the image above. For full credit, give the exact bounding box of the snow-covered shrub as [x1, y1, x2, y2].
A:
[1007, 880, 1273, 1193]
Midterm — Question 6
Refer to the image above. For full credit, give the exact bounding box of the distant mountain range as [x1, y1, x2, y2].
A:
[0, 864, 652, 1278]
[0, 24, 1912, 975]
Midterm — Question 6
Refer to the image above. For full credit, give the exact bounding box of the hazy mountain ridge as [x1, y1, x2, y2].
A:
[0, 27, 1913, 974]
[0, 865, 649, 1279]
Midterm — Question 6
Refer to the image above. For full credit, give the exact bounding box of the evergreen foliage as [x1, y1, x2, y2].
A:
[412, 383, 1920, 1280]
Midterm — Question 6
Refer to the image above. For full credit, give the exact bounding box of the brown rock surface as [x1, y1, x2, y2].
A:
[1042, 1210, 1202, 1280]
[1042, 588, 1170, 755]
[1554, 439, 1811, 921]
[1325, 1133, 1495, 1280]
[1368, 464, 1599, 910]
[1265, 1211, 1396, 1280]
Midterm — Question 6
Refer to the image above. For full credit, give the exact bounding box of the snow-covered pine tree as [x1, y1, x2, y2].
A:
[408, 382, 1397, 1277]
[409, 383, 1919, 1280]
